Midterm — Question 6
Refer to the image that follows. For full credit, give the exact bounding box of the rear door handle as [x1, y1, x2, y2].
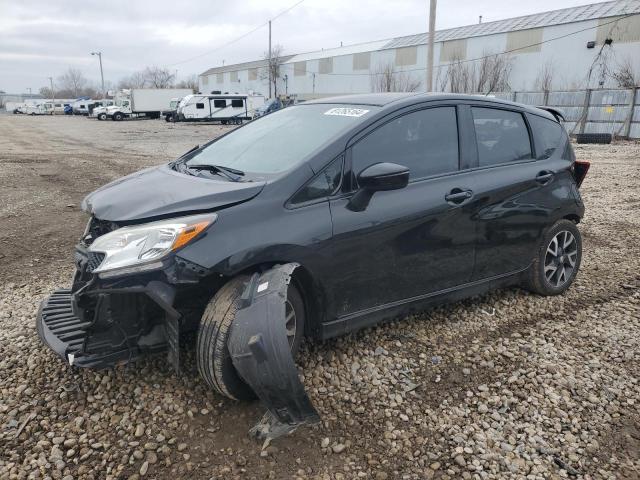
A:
[445, 188, 473, 204]
[536, 170, 554, 184]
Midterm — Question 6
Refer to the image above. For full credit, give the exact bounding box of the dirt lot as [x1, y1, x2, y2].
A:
[0, 115, 639, 480]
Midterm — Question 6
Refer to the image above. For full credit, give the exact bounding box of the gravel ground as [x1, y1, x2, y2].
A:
[0, 115, 639, 480]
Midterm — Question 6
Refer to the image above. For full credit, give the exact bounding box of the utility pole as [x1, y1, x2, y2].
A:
[426, 0, 437, 92]
[91, 52, 105, 99]
[268, 20, 272, 98]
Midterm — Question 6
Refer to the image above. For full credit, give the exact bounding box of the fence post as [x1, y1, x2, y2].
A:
[623, 87, 637, 138]
[579, 88, 592, 135]
[543, 89, 549, 106]
[512, 91, 517, 102]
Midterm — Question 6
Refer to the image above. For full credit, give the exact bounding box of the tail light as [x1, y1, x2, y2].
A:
[572, 160, 590, 188]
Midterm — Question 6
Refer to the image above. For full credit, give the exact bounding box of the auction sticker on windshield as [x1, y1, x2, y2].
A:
[324, 107, 369, 117]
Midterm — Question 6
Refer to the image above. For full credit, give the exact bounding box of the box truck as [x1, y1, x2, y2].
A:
[104, 89, 192, 121]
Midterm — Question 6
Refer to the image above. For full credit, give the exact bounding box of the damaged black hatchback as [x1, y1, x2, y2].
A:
[38, 93, 588, 431]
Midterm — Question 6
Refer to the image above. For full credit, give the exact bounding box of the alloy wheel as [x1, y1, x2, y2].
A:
[284, 299, 297, 349]
[544, 230, 578, 288]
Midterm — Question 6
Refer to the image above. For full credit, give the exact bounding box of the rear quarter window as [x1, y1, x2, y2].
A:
[527, 114, 562, 160]
[471, 107, 532, 167]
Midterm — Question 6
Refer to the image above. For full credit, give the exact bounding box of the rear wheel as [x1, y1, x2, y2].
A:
[112, 112, 123, 121]
[196, 275, 305, 400]
[524, 219, 582, 295]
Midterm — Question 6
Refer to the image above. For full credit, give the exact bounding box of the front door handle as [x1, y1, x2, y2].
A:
[536, 170, 554, 184]
[445, 188, 473, 204]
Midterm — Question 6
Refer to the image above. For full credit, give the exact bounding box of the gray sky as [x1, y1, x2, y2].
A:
[0, 0, 608, 93]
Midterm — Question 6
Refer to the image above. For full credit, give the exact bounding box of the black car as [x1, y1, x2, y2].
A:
[37, 93, 589, 429]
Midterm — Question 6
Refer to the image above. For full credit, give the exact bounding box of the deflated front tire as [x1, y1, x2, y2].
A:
[196, 275, 257, 400]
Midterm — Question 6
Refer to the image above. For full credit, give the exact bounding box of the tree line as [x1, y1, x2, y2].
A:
[38, 66, 198, 99]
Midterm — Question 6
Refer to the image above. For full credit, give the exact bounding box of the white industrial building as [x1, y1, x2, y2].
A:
[199, 0, 640, 99]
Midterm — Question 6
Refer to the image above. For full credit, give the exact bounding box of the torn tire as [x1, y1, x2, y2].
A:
[196, 275, 256, 400]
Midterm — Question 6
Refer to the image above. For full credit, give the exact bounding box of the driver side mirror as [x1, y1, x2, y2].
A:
[347, 162, 410, 212]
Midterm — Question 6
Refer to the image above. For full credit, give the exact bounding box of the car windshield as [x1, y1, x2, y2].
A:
[185, 104, 377, 174]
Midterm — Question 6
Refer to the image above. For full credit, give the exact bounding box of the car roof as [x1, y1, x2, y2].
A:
[304, 92, 557, 121]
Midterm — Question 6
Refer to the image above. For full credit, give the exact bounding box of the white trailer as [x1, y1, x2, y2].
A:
[105, 89, 192, 121]
[168, 94, 266, 124]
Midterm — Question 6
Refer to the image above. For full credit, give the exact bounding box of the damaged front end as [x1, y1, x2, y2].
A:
[37, 214, 320, 438]
[36, 214, 217, 371]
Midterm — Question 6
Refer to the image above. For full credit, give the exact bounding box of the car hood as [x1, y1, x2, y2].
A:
[81, 164, 265, 222]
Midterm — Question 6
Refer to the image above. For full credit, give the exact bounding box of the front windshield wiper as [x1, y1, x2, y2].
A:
[187, 164, 245, 182]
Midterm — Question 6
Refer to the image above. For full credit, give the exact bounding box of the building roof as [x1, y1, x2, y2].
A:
[201, 55, 295, 76]
[383, 0, 640, 48]
[200, 0, 640, 76]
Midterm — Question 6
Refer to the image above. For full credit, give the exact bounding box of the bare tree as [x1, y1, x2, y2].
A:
[260, 44, 285, 98]
[142, 66, 176, 88]
[534, 61, 554, 91]
[370, 61, 422, 93]
[610, 57, 639, 88]
[39, 86, 52, 98]
[57, 68, 87, 97]
[118, 71, 147, 89]
[439, 52, 512, 94]
[176, 74, 199, 92]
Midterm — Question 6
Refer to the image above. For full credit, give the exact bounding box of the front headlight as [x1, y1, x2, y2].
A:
[88, 213, 217, 278]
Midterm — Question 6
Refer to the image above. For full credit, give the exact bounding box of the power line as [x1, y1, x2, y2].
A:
[167, 0, 305, 67]
[276, 12, 638, 78]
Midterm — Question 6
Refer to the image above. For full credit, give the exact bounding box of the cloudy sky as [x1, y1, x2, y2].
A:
[0, 0, 607, 93]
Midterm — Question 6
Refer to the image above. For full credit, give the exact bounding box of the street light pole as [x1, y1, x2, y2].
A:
[48, 77, 55, 112]
[426, 0, 437, 92]
[268, 20, 272, 99]
[91, 52, 105, 98]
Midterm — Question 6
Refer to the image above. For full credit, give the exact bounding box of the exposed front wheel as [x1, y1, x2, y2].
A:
[196, 275, 305, 400]
[524, 219, 582, 295]
[98, 113, 107, 121]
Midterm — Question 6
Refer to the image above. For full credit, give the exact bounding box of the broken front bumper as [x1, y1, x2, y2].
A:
[36, 289, 146, 368]
[36, 276, 183, 370]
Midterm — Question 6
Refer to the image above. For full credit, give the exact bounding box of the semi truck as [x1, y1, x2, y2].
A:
[164, 93, 266, 124]
[103, 88, 192, 121]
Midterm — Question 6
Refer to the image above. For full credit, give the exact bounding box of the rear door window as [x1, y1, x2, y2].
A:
[526, 114, 562, 159]
[351, 106, 459, 182]
[471, 107, 532, 166]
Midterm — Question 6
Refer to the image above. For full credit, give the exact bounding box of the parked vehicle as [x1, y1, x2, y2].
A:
[89, 100, 115, 120]
[24, 103, 50, 115]
[105, 88, 192, 121]
[166, 93, 265, 123]
[37, 93, 589, 435]
[253, 97, 282, 118]
[72, 97, 92, 115]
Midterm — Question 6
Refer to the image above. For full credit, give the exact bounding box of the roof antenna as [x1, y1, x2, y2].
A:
[479, 15, 483, 24]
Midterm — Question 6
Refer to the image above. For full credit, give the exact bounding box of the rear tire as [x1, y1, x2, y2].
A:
[113, 112, 123, 121]
[196, 275, 306, 400]
[524, 219, 582, 296]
